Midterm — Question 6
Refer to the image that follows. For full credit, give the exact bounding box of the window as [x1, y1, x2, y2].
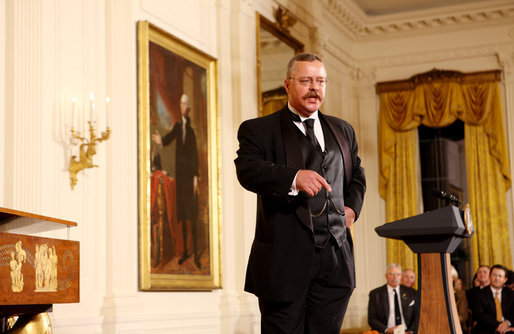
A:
[418, 120, 471, 285]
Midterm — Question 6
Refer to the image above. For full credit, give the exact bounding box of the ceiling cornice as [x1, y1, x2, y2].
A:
[322, 0, 366, 36]
[322, 0, 514, 38]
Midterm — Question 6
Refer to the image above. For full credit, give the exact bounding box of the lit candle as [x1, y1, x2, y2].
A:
[71, 97, 77, 129]
[80, 100, 85, 134]
[82, 101, 86, 134]
[105, 97, 111, 128]
[89, 92, 95, 123]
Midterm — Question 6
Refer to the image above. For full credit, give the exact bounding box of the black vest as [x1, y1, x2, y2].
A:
[298, 117, 346, 248]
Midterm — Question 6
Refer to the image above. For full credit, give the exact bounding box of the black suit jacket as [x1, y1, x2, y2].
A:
[234, 107, 366, 302]
[368, 284, 418, 333]
[467, 286, 482, 312]
[467, 285, 486, 325]
[161, 117, 199, 219]
[473, 286, 514, 334]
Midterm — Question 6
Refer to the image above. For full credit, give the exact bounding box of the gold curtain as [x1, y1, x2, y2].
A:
[378, 70, 511, 271]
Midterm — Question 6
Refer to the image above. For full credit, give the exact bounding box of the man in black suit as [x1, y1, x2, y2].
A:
[368, 264, 418, 333]
[467, 265, 491, 329]
[467, 266, 491, 310]
[473, 264, 514, 334]
[152, 93, 200, 267]
[234, 53, 366, 333]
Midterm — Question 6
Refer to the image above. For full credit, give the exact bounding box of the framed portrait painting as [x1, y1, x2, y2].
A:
[137, 21, 221, 290]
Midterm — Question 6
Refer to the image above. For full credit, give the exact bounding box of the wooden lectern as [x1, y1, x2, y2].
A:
[0, 207, 80, 332]
[375, 205, 474, 334]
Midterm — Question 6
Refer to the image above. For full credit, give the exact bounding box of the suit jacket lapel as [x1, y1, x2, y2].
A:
[382, 286, 390, 318]
[487, 289, 495, 311]
[279, 108, 304, 170]
[279, 108, 312, 232]
[502, 291, 506, 316]
[320, 112, 352, 190]
[501, 289, 510, 316]
[400, 286, 409, 314]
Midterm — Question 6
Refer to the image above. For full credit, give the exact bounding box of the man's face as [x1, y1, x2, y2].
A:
[284, 60, 326, 118]
[490, 268, 507, 290]
[401, 270, 416, 288]
[386, 267, 402, 288]
[454, 278, 463, 291]
[477, 266, 490, 286]
[180, 96, 189, 117]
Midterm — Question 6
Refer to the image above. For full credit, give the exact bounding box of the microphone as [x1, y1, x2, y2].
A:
[432, 189, 462, 207]
[432, 189, 447, 199]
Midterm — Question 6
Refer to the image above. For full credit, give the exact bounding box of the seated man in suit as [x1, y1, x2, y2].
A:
[368, 264, 418, 333]
[467, 265, 491, 310]
[467, 265, 491, 330]
[473, 264, 514, 334]
[401, 268, 416, 289]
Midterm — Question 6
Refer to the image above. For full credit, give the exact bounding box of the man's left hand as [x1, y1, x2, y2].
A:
[496, 321, 511, 334]
[344, 206, 356, 228]
[193, 176, 199, 195]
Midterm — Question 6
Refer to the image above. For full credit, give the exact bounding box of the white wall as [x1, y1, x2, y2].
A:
[1, 0, 513, 332]
[0, 0, 5, 206]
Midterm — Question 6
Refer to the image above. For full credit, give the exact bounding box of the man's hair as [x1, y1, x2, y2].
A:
[477, 265, 490, 271]
[386, 263, 402, 273]
[490, 264, 508, 276]
[181, 93, 191, 111]
[403, 268, 414, 274]
[286, 53, 323, 79]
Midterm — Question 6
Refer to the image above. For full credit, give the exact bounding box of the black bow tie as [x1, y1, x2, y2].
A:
[290, 112, 322, 152]
[290, 112, 317, 123]
[290, 112, 302, 123]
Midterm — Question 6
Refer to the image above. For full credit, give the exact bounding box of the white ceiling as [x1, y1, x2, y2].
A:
[352, 0, 487, 16]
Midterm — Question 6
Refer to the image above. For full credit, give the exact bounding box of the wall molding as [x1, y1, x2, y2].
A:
[498, 51, 514, 80]
[363, 42, 514, 70]
[101, 307, 221, 333]
[51, 314, 103, 334]
[321, 0, 365, 37]
[11, 0, 43, 211]
[322, 0, 514, 39]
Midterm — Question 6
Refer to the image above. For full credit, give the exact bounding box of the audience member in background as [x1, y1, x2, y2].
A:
[368, 264, 418, 334]
[506, 270, 514, 291]
[450, 265, 459, 283]
[454, 277, 464, 291]
[467, 265, 491, 332]
[472, 272, 480, 287]
[467, 266, 491, 312]
[454, 277, 469, 333]
[473, 264, 514, 334]
[401, 268, 416, 289]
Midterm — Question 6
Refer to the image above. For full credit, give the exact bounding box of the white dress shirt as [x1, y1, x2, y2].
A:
[288, 104, 326, 195]
[387, 285, 406, 330]
[289, 104, 325, 151]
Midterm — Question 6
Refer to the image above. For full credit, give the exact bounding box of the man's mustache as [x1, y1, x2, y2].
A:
[303, 91, 322, 99]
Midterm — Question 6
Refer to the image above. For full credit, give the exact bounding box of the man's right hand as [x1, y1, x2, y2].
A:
[295, 170, 331, 197]
[152, 130, 162, 146]
[385, 325, 402, 334]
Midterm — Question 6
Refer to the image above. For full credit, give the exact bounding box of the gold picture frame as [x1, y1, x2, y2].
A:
[256, 10, 303, 117]
[137, 21, 221, 290]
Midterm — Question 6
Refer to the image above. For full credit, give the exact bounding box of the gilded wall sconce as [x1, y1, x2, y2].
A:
[68, 94, 111, 189]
